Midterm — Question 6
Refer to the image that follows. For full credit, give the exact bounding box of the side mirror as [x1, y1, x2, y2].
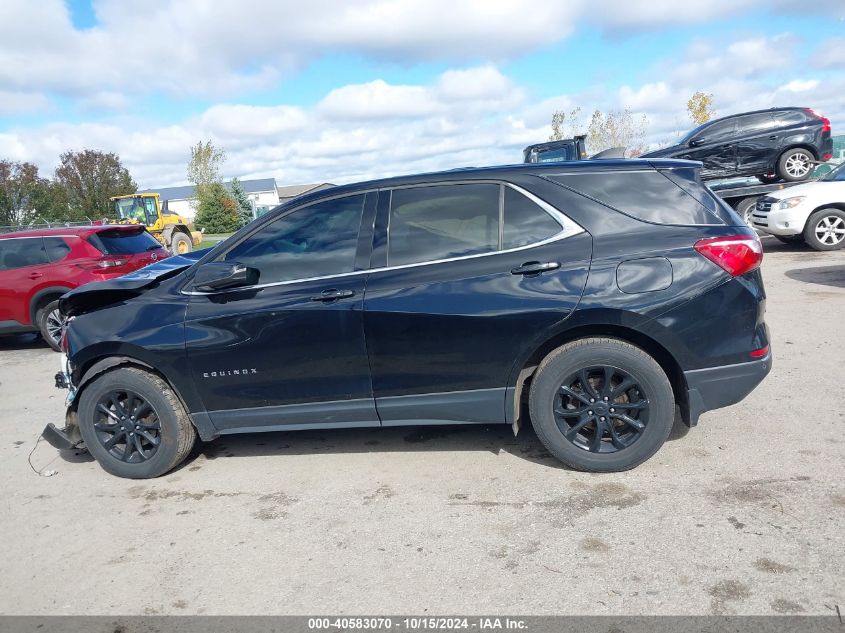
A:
[689, 137, 706, 147]
[193, 262, 258, 292]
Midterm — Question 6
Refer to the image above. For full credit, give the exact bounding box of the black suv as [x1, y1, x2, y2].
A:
[642, 107, 832, 182]
[44, 159, 771, 478]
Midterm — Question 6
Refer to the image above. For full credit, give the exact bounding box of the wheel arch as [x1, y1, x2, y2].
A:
[29, 286, 73, 325]
[70, 354, 216, 441]
[507, 318, 689, 431]
[780, 143, 818, 161]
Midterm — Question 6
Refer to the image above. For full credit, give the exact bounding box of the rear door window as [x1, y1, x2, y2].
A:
[387, 184, 500, 266]
[89, 229, 162, 254]
[0, 238, 49, 270]
[737, 113, 776, 134]
[547, 170, 724, 225]
[44, 237, 71, 262]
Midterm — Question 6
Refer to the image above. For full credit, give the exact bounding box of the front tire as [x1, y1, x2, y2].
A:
[170, 232, 192, 255]
[78, 367, 196, 478]
[37, 300, 64, 352]
[803, 208, 845, 251]
[528, 338, 675, 472]
[777, 148, 814, 182]
[734, 198, 757, 227]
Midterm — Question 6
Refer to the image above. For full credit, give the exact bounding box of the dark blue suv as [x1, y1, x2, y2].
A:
[44, 159, 771, 478]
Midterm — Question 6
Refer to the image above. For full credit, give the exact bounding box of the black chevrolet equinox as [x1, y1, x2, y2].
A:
[44, 159, 771, 478]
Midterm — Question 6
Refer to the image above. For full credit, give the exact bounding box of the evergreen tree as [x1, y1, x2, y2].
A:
[194, 182, 239, 233]
[230, 177, 254, 228]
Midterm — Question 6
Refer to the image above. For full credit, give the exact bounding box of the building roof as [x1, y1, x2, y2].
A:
[140, 177, 278, 201]
[277, 183, 335, 199]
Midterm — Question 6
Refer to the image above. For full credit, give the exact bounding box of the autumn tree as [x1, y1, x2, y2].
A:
[549, 107, 584, 141]
[687, 91, 715, 125]
[187, 140, 226, 206]
[54, 149, 136, 218]
[586, 109, 649, 155]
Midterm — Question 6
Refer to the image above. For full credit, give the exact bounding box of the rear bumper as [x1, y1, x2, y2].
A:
[684, 353, 772, 425]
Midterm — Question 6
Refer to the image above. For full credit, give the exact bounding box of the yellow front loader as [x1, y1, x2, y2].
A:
[108, 193, 203, 254]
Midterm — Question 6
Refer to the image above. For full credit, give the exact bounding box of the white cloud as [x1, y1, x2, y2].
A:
[0, 91, 52, 116]
[780, 79, 821, 92]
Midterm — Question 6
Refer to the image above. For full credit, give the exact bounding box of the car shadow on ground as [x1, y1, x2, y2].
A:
[784, 264, 845, 288]
[0, 333, 49, 352]
[172, 412, 690, 473]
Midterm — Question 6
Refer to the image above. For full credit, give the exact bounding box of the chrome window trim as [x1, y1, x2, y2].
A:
[184, 181, 584, 296]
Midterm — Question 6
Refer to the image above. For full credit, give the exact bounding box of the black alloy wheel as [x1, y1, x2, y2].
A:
[92, 389, 162, 463]
[555, 365, 649, 453]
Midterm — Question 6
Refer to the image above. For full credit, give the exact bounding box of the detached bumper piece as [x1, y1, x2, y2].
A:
[42, 423, 82, 450]
[684, 354, 772, 426]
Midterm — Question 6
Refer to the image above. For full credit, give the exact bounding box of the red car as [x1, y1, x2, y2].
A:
[0, 225, 169, 350]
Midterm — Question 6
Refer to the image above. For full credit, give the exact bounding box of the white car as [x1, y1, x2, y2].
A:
[752, 162, 845, 250]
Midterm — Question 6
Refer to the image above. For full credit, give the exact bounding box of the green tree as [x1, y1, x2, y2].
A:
[230, 177, 254, 227]
[28, 180, 72, 222]
[687, 91, 715, 125]
[187, 140, 226, 207]
[54, 149, 136, 218]
[194, 182, 239, 233]
[0, 160, 42, 226]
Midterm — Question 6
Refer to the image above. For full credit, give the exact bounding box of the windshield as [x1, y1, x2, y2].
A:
[114, 197, 148, 222]
[821, 162, 845, 182]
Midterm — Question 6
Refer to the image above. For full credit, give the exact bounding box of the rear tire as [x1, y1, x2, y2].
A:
[36, 300, 63, 352]
[803, 208, 845, 251]
[78, 367, 196, 478]
[777, 148, 814, 182]
[528, 338, 674, 472]
[170, 232, 192, 255]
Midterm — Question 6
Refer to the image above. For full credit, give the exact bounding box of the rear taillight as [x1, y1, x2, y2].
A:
[76, 256, 131, 272]
[750, 345, 769, 359]
[694, 235, 763, 277]
[805, 108, 831, 133]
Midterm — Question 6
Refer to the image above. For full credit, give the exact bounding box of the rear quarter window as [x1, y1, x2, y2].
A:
[773, 111, 808, 126]
[44, 237, 72, 262]
[546, 170, 725, 225]
[89, 229, 162, 254]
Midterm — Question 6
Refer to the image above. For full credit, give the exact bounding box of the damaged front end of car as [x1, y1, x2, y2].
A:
[43, 319, 84, 450]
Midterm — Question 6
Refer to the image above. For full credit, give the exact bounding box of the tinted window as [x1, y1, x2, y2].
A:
[695, 119, 736, 142]
[822, 163, 845, 182]
[503, 187, 561, 249]
[223, 194, 364, 283]
[548, 170, 723, 225]
[738, 113, 775, 133]
[388, 184, 499, 266]
[0, 238, 49, 271]
[89, 229, 162, 254]
[44, 237, 71, 262]
[773, 111, 807, 126]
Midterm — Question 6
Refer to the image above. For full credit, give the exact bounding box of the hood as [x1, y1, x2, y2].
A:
[762, 181, 822, 201]
[59, 250, 203, 316]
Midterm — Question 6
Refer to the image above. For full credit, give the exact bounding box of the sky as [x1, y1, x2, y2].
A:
[0, 0, 843, 189]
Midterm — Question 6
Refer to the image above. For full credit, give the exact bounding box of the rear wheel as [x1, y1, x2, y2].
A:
[777, 148, 814, 182]
[528, 338, 674, 472]
[170, 232, 192, 255]
[803, 208, 845, 251]
[78, 367, 196, 478]
[36, 300, 63, 352]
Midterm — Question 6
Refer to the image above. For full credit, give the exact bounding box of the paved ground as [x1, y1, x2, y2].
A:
[0, 240, 842, 616]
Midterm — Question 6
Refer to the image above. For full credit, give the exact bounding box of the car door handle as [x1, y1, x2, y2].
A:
[768, 135, 778, 140]
[311, 288, 355, 302]
[511, 261, 560, 276]
[28, 272, 43, 279]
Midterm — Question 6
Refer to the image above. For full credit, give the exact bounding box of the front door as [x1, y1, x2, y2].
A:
[363, 181, 591, 425]
[735, 113, 778, 176]
[184, 192, 379, 432]
[684, 118, 738, 178]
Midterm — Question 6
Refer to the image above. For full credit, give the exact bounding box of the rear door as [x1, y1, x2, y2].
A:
[735, 113, 778, 175]
[184, 191, 379, 432]
[0, 237, 51, 326]
[362, 181, 591, 425]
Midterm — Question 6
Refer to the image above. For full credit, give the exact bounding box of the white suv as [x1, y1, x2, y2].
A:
[752, 162, 845, 250]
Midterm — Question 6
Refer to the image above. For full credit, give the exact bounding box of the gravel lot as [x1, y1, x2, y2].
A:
[0, 239, 843, 616]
